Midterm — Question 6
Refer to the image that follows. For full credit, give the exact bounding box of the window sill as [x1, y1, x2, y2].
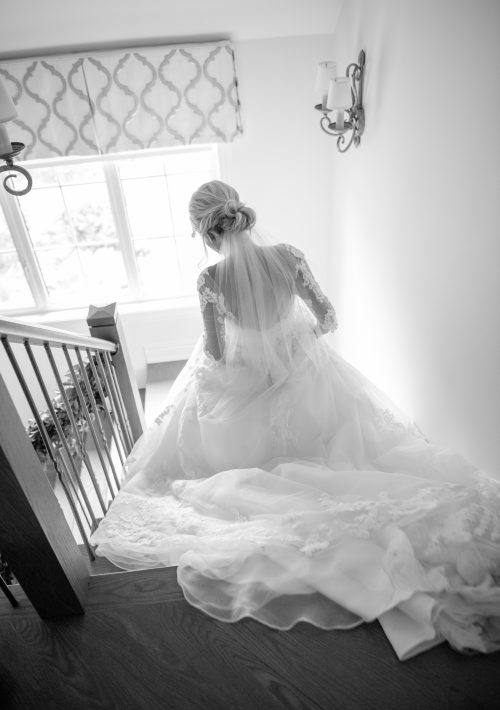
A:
[18, 295, 199, 325]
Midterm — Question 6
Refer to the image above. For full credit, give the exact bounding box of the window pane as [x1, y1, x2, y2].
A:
[36, 247, 83, 303]
[78, 244, 129, 301]
[7, 147, 218, 311]
[0, 209, 14, 251]
[21, 188, 72, 248]
[0, 252, 34, 309]
[37, 245, 129, 306]
[62, 184, 116, 244]
[0, 209, 33, 309]
[122, 177, 174, 239]
[135, 238, 181, 298]
[168, 172, 212, 237]
[176, 237, 207, 294]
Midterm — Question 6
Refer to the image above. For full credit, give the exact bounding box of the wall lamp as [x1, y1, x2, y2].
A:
[315, 50, 366, 153]
[0, 78, 32, 196]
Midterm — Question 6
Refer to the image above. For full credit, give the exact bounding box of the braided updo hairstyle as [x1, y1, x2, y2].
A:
[188, 180, 256, 239]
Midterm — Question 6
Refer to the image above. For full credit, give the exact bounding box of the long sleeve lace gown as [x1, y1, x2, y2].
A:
[91, 242, 500, 660]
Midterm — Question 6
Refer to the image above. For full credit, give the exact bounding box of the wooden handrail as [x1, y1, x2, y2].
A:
[0, 316, 117, 352]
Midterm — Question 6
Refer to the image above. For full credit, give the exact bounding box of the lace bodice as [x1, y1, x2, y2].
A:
[197, 243, 337, 360]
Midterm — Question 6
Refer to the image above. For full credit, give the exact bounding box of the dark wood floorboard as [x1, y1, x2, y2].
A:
[0, 567, 499, 710]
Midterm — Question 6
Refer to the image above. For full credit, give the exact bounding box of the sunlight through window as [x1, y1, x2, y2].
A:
[0, 145, 218, 313]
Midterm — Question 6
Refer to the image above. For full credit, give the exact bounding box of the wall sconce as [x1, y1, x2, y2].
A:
[0, 78, 32, 196]
[315, 50, 366, 153]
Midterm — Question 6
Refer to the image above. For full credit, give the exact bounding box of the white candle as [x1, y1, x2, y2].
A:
[0, 78, 17, 155]
[0, 124, 12, 155]
[327, 76, 352, 111]
[335, 111, 344, 131]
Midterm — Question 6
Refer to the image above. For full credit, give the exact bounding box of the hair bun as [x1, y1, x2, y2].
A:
[224, 199, 240, 217]
[188, 180, 256, 238]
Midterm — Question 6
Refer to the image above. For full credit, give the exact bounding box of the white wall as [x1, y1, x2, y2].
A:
[0, 0, 342, 51]
[328, 0, 500, 476]
[225, 34, 333, 285]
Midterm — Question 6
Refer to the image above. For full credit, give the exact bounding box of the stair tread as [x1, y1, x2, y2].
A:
[0, 565, 181, 618]
[144, 360, 186, 424]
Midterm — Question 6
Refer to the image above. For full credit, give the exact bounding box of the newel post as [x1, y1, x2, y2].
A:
[87, 303, 145, 444]
[0, 373, 89, 618]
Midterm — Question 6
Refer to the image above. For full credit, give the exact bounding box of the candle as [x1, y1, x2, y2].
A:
[0, 78, 17, 155]
[327, 77, 352, 111]
[0, 125, 12, 155]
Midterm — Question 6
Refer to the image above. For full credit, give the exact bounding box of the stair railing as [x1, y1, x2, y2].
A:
[0, 303, 145, 618]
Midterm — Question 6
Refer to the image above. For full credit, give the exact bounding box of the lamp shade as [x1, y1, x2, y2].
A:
[327, 77, 352, 110]
[315, 61, 337, 92]
[0, 78, 17, 123]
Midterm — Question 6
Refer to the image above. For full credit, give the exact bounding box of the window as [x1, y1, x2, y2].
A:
[0, 145, 219, 314]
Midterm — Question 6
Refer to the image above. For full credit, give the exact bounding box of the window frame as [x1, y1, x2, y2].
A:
[0, 143, 221, 317]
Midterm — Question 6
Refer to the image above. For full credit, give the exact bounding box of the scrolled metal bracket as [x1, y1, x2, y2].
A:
[315, 50, 366, 153]
[0, 142, 33, 196]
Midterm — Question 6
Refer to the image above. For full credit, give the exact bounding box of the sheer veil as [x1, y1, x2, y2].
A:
[212, 229, 309, 373]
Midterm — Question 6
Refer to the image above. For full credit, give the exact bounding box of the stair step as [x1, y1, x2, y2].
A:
[0, 566, 182, 618]
[78, 544, 124, 575]
[144, 360, 186, 424]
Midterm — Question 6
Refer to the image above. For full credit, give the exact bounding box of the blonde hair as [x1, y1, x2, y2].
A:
[189, 180, 256, 238]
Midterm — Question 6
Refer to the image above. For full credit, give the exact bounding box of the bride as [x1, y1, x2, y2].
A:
[91, 180, 500, 660]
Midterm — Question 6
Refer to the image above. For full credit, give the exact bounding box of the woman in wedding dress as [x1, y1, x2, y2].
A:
[91, 180, 500, 660]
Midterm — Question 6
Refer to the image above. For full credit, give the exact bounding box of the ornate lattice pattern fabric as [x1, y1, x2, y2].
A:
[0, 41, 242, 159]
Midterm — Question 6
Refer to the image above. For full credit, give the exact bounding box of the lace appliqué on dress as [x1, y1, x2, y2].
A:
[283, 244, 338, 334]
[294, 474, 500, 574]
[197, 269, 227, 360]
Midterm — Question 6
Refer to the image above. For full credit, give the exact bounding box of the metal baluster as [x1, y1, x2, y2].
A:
[74, 348, 118, 500]
[3, 336, 93, 534]
[86, 349, 122, 488]
[24, 340, 105, 516]
[0, 572, 18, 607]
[104, 349, 135, 452]
[44, 342, 109, 515]
[61, 346, 108, 515]
[102, 351, 134, 454]
[53, 447, 94, 531]
[94, 350, 129, 462]
[1, 336, 95, 560]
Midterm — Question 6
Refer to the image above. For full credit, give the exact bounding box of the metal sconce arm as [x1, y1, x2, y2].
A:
[316, 50, 366, 153]
[0, 142, 33, 196]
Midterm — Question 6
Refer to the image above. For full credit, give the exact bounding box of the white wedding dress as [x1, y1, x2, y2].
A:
[91, 242, 500, 661]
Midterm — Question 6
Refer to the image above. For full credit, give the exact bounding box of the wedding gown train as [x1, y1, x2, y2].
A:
[90, 243, 500, 661]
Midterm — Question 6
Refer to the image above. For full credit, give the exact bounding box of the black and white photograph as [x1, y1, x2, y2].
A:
[0, 1, 499, 708]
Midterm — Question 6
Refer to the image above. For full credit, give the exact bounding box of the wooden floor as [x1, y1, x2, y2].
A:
[1, 567, 499, 710]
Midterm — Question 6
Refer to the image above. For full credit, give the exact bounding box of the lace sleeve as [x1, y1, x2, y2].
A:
[197, 268, 226, 360]
[284, 244, 338, 334]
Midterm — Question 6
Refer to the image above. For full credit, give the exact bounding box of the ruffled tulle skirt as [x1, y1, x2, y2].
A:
[90, 328, 500, 660]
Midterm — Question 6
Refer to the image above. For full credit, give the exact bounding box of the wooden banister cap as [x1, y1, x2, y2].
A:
[87, 303, 118, 327]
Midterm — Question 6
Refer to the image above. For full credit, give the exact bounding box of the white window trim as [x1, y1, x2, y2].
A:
[1, 143, 221, 317]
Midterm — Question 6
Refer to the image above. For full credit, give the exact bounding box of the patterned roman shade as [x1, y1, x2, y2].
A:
[0, 41, 242, 160]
